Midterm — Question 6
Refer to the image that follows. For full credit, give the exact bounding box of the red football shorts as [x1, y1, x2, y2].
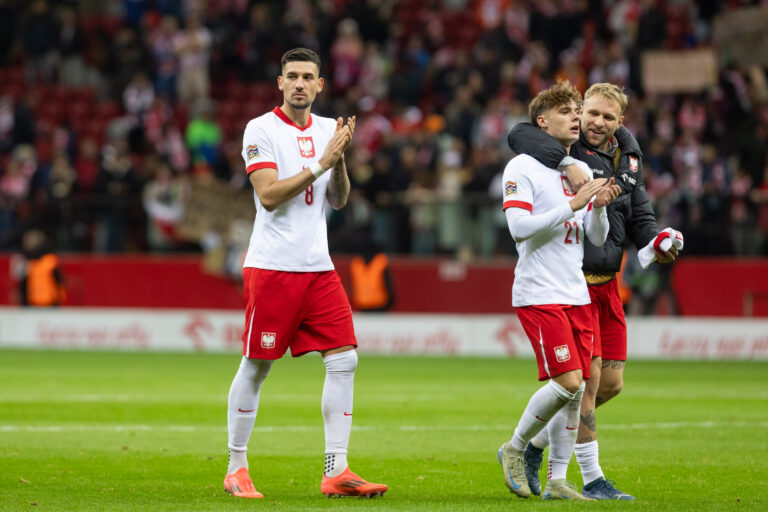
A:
[241, 269, 357, 359]
[516, 304, 593, 381]
[588, 278, 627, 361]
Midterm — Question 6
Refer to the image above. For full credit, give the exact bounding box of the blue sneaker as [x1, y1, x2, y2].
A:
[582, 477, 635, 500]
[542, 479, 595, 501]
[523, 443, 543, 496]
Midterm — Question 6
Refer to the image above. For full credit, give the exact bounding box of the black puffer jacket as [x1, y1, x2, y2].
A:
[507, 123, 660, 274]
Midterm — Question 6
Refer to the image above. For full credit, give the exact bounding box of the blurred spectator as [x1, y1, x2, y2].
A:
[0, 0, 15, 65]
[358, 42, 389, 100]
[18, 229, 66, 307]
[56, 4, 86, 86]
[110, 26, 147, 97]
[2, 145, 37, 202]
[753, 163, 768, 254]
[13, 94, 38, 147]
[23, 0, 58, 84]
[174, 14, 212, 102]
[122, 0, 146, 30]
[124, 72, 156, 116]
[38, 151, 77, 249]
[142, 159, 188, 251]
[73, 137, 101, 194]
[150, 15, 180, 99]
[0, 95, 14, 152]
[636, 0, 665, 50]
[349, 239, 394, 311]
[237, 4, 277, 83]
[94, 140, 140, 252]
[185, 99, 221, 166]
[330, 18, 364, 94]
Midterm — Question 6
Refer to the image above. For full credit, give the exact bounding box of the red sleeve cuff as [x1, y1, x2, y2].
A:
[502, 200, 532, 211]
[246, 162, 277, 174]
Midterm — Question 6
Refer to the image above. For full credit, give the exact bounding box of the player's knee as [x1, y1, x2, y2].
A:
[582, 378, 598, 402]
[323, 349, 358, 374]
[597, 380, 623, 402]
[243, 357, 273, 384]
[554, 372, 583, 395]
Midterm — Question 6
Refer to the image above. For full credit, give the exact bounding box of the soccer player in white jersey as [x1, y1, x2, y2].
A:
[223, 48, 387, 499]
[497, 80, 621, 501]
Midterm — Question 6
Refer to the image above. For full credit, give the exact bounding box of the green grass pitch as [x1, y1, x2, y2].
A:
[1, 349, 767, 511]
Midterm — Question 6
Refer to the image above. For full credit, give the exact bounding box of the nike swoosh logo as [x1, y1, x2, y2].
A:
[566, 426, 577, 430]
[238, 408, 255, 413]
[343, 412, 352, 416]
[535, 415, 547, 422]
[586, 150, 596, 155]
[508, 470, 521, 489]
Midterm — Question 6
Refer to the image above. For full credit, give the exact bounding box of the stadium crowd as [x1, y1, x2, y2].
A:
[0, 0, 767, 258]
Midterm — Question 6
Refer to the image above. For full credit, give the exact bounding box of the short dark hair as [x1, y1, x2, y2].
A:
[281, 48, 321, 72]
[528, 80, 582, 126]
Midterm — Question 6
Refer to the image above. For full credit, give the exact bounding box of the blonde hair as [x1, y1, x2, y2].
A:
[584, 83, 628, 115]
[528, 80, 582, 126]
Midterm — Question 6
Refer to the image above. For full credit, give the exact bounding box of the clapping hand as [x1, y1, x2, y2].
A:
[593, 177, 621, 208]
[568, 178, 606, 211]
[319, 117, 355, 169]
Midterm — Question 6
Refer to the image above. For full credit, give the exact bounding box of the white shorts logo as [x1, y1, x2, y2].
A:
[261, 332, 276, 349]
[554, 345, 571, 363]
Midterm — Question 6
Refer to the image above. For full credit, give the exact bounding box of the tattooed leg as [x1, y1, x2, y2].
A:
[596, 359, 624, 408]
[577, 357, 601, 444]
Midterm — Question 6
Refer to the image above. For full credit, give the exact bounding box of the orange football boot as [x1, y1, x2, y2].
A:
[223, 467, 264, 498]
[321, 468, 388, 498]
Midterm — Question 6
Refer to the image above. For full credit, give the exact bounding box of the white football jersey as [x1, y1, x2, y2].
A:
[241, 107, 337, 271]
[502, 154, 593, 306]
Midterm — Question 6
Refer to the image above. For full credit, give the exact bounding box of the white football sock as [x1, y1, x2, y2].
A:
[531, 427, 550, 449]
[546, 381, 584, 481]
[574, 440, 604, 485]
[510, 380, 574, 451]
[322, 350, 357, 477]
[227, 357, 273, 473]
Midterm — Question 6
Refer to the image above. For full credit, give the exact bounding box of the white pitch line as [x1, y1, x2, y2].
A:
[1, 390, 766, 403]
[0, 393, 445, 403]
[0, 390, 768, 404]
[1, 420, 766, 433]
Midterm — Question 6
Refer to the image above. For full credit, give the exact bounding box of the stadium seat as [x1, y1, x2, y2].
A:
[67, 101, 92, 122]
[95, 101, 121, 121]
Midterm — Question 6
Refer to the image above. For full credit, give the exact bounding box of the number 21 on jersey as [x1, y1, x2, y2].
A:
[564, 220, 580, 244]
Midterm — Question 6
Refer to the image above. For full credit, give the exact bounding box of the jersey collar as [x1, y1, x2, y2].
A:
[273, 106, 313, 131]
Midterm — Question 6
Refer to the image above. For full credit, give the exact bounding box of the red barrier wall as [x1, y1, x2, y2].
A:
[1, 254, 766, 316]
[0, 255, 245, 310]
[670, 259, 768, 317]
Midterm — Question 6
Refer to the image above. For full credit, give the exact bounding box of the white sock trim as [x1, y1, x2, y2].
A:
[547, 379, 576, 401]
[323, 349, 358, 366]
[574, 440, 604, 485]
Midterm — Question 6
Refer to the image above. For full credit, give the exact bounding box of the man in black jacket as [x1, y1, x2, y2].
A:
[507, 83, 681, 500]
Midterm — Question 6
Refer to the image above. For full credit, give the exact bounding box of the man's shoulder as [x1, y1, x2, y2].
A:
[243, 111, 281, 139]
[247, 110, 277, 127]
[506, 153, 552, 172]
